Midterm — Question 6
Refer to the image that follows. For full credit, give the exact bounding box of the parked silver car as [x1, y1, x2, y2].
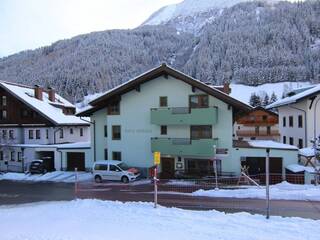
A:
[92, 160, 140, 183]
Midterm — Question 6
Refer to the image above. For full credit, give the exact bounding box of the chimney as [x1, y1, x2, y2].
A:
[223, 83, 231, 95]
[48, 87, 55, 102]
[34, 85, 43, 100]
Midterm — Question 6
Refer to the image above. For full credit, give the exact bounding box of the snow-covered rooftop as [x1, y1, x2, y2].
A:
[0, 82, 88, 125]
[267, 84, 320, 109]
[247, 140, 298, 150]
[299, 147, 316, 157]
[10, 142, 90, 149]
[286, 164, 319, 173]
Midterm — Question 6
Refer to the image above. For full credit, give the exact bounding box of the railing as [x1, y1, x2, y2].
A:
[151, 138, 218, 157]
[150, 106, 218, 125]
[236, 130, 280, 137]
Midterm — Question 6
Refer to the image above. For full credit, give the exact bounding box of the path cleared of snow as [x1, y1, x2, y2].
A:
[0, 171, 92, 183]
[0, 199, 318, 240]
[193, 182, 320, 201]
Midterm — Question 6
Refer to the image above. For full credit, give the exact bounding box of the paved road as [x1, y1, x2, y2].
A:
[0, 180, 74, 205]
[1, 180, 320, 220]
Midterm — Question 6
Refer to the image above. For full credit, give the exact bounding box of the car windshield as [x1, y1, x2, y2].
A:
[118, 163, 129, 170]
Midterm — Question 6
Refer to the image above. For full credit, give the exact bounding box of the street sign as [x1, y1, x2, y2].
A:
[154, 152, 161, 165]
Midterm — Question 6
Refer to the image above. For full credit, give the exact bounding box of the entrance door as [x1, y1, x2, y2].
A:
[67, 152, 85, 171]
[161, 157, 175, 179]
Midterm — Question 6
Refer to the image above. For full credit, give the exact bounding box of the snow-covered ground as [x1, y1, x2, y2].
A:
[230, 82, 312, 104]
[193, 182, 320, 201]
[0, 199, 318, 240]
[0, 171, 92, 183]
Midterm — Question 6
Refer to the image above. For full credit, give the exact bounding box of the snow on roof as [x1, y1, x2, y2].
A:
[299, 147, 315, 157]
[267, 84, 320, 109]
[0, 82, 88, 125]
[247, 140, 298, 150]
[286, 164, 319, 173]
[10, 142, 90, 149]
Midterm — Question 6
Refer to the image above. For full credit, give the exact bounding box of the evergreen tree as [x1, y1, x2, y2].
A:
[249, 93, 262, 107]
[262, 94, 270, 107]
[270, 92, 278, 104]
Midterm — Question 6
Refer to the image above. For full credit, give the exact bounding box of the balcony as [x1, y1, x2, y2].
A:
[236, 130, 280, 137]
[150, 107, 218, 125]
[151, 138, 218, 157]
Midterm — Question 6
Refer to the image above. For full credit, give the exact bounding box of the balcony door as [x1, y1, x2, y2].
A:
[189, 95, 209, 108]
[191, 125, 212, 140]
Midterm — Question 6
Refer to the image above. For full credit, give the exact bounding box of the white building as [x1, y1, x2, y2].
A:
[267, 85, 320, 149]
[0, 81, 90, 172]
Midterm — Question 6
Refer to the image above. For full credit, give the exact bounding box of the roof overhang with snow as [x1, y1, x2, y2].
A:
[267, 85, 320, 109]
[77, 64, 252, 116]
[234, 140, 298, 151]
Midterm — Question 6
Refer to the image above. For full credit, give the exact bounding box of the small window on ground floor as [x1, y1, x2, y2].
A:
[283, 136, 286, 144]
[112, 151, 121, 161]
[0, 151, 3, 160]
[104, 149, 108, 160]
[298, 138, 303, 149]
[10, 151, 15, 161]
[289, 137, 294, 145]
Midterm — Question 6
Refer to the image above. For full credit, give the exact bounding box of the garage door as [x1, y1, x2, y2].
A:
[242, 157, 283, 175]
[67, 152, 85, 171]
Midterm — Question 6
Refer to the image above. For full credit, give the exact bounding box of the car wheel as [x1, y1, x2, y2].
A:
[95, 175, 102, 183]
[121, 176, 129, 183]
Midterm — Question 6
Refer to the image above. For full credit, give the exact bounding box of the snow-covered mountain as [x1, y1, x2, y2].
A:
[143, 0, 283, 33]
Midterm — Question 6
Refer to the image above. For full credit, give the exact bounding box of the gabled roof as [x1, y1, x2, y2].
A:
[267, 84, 320, 109]
[78, 64, 252, 116]
[0, 81, 89, 126]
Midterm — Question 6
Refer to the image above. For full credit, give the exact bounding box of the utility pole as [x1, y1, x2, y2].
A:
[265, 148, 270, 219]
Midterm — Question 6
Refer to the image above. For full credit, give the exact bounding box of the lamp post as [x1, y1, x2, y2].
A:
[266, 148, 270, 219]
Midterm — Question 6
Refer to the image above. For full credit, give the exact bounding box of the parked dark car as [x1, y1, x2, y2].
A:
[29, 160, 48, 174]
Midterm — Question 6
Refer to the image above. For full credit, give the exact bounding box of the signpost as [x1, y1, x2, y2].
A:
[153, 152, 160, 208]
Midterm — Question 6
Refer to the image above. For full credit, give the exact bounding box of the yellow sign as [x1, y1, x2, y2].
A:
[154, 152, 161, 165]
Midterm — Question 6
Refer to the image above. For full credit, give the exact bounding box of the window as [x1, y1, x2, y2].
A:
[9, 130, 14, 139]
[18, 152, 22, 162]
[112, 126, 121, 140]
[36, 130, 41, 139]
[46, 129, 49, 139]
[59, 129, 64, 139]
[109, 165, 121, 172]
[267, 126, 271, 135]
[262, 115, 268, 121]
[283, 136, 286, 144]
[112, 151, 122, 161]
[10, 151, 15, 161]
[289, 137, 294, 145]
[1, 110, 7, 120]
[80, 128, 83, 137]
[107, 101, 120, 115]
[159, 96, 168, 107]
[191, 125, 212, 139]
[298, 115, 303, 128]
[104, 125, 108, 137]
[289, 116, 293, 127]
[189, 95, 209, 108]
[160, 125, 167, 135]
[104, 149, 108, 160]
[255, 126, 260, 135]
[70, 128, 73, 134]
[2, 96, 7, 106]
[298, 138, 303, 149]
[28, 130, 34, 139]
[94, 164, 108, 171]
[0, 151, 3, 161]
[283, 117, 286, 127]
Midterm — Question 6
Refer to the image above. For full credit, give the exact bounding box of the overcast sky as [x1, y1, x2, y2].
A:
[0, 0, 182, 57]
